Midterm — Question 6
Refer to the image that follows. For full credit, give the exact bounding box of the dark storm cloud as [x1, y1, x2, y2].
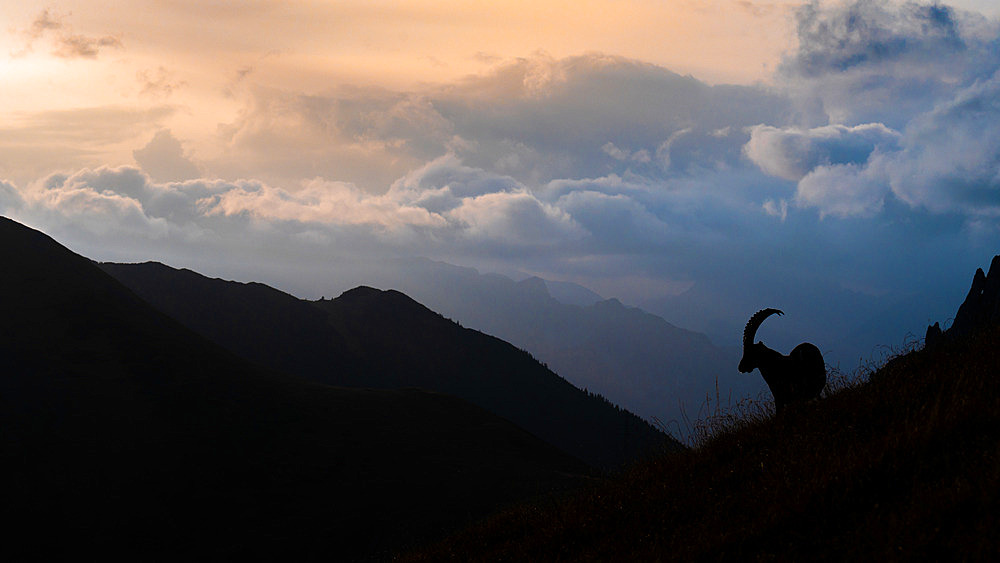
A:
[786, 1, 964, 77]
[748, 0, 1000, 219]
[776, 1, 999, 129]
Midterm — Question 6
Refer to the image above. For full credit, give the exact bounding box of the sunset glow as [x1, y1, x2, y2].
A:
[3, 0, 1000, 370]
[0, 0, 802, 181]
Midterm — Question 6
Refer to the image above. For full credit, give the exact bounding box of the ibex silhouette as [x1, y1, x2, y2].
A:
[738, 308, 825, 413]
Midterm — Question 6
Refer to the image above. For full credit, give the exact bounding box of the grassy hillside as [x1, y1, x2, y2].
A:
[405, 322, 1000, 560]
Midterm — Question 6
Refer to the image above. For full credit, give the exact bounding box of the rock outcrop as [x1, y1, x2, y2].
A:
[926, 254, 1000, 346]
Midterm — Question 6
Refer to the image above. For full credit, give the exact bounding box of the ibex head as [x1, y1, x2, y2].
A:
[738, 308, 783, 373]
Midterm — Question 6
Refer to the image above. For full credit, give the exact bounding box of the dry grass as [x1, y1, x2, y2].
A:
[662, 334, 925, 450]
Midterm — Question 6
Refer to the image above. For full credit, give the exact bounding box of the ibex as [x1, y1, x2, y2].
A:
[738, 308, 826, 413]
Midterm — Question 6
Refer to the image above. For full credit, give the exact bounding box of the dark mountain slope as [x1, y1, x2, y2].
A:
[0, 217, 588, 560]
[318, 287, 674, 468]
[102, 261, 676, 468]
[405, 263, 1000, 561]
[98, 260, 357, 379]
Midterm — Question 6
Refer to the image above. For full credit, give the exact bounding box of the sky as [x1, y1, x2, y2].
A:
[2, 0, 1000, 369]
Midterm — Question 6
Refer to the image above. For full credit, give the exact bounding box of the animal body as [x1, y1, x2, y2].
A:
[738, 308, 826, 413]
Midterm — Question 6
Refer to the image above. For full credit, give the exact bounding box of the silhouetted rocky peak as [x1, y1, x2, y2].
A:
[333, 285, 436, 318]
[926, 254, 1000, 347]
[337, 285, 385, 301]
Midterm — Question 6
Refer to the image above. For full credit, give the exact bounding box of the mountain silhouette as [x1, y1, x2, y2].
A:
[0, 216, 589, 559]
[100, 261, 676, 468]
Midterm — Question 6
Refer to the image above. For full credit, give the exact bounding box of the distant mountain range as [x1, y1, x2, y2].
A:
[100, 260, 673, 469]
[319, 258, 757, 423]
[0, 216, 594, 559]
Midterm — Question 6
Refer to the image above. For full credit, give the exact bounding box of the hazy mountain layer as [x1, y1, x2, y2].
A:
[329, 258, 757, 423]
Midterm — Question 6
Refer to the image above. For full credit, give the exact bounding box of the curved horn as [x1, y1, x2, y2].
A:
[743, 308, 783, 348]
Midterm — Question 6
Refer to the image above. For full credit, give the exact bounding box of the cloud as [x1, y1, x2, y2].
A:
[214, 53, 790, 190]
[418, 155, 509, 197]
[133, 130, 202, 183]
[214, 87, 451, 191]
[556, 190, 671, 250]
[881, 70, 1000, 215]
[744, 123, 900, 181]
[449, 191, 585, 248]
[786, 1, 965, 77]
[0, 106, 176, 186]
[433, 54, 790, 183]
[601, 142, 629, 161]
[29, 170, 169, 239]
[794, 162, 888, 218]
[762, 198, 788, 221]
[8, 160, 581, 256]
[0, 152, 736, 276]
[29, 167, 239, 234]
[137, 67, 185, 99]
[745, 1, 1000, 219]
[223, 66, 255, 98]
[9, 8, 62, 56]
[30, 8, 62, 38]
[602, 142, 650, 163]
[201, 178, 448, 231]
[54, 34, 123, 59]
[16, 9, 123, 59]
[0, 181, 25, 214]
[655, 128, 693, 170]
[778, 0, 999, 127]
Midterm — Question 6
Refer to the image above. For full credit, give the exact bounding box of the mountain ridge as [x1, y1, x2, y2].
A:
[0, 216, 590, 559]
[100, 260, 676, 468]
